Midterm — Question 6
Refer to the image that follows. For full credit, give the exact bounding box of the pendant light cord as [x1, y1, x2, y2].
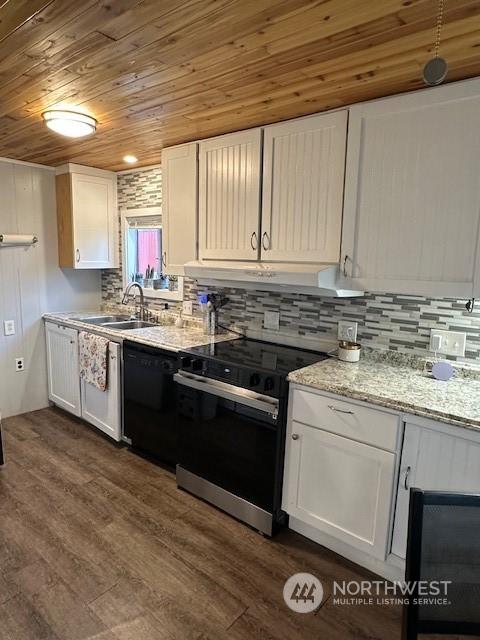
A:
[434, 0, 446, 58]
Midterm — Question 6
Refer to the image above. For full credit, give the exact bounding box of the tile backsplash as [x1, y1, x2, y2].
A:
[102, 167, 480, 365]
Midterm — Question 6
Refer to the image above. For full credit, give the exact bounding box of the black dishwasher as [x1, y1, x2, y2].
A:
[123, 341, 179, 468]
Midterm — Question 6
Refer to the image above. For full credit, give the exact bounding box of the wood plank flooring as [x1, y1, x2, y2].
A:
[0, 407, 471, 640]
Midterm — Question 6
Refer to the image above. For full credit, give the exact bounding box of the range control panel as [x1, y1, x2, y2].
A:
[179, 356, 280, 398]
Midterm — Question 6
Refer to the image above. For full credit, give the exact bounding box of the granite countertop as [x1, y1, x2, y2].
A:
[288, 353, 480, 431]
[43, 312, 238, 352]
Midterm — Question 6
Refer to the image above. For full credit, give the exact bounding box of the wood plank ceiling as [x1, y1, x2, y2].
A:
[1, 0, 480, 171]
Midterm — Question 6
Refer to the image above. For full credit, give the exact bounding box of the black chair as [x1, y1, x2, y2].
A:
[403, 488, 480, 639]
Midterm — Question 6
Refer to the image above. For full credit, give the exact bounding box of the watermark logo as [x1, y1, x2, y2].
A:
[283, 573, 324, 613]
[283, 575, 452, 612]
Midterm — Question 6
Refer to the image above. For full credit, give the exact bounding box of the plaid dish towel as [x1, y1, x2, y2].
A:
[79, 332, 109, 392]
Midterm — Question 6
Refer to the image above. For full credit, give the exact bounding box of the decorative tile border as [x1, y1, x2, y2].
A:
[102, 168, 480, 365]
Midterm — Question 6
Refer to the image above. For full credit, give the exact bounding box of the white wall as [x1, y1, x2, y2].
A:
[0, 160, 101, 418]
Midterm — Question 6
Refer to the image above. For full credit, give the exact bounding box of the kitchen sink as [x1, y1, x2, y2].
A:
[102, 320, 156, 330]
[79, 315, 131, 325]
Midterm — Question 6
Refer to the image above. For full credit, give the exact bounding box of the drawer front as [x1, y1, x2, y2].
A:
[291, 389, 399, 451]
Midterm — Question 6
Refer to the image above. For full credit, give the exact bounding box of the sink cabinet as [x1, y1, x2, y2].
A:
[45, 321, 122, 441]
[81, 341, 121, 441]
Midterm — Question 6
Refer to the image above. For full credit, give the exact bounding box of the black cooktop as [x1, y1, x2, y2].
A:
[182, 338, 328, 376]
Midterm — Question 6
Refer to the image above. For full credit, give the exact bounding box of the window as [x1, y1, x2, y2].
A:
[122, 207, 183, 301]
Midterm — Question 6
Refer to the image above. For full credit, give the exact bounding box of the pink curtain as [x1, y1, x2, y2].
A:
[137, 230, 159, 276]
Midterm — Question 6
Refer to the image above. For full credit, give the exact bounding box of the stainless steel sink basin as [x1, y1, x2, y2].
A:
[102, 320, 156, 330]
[79, 315, 131, 325]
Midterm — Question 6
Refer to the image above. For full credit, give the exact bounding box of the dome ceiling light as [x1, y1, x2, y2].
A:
[123, 155, 138, 164]
[42, 109, 97, 138]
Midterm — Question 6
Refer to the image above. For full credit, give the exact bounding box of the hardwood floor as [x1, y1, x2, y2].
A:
[0, 407, 470, 639]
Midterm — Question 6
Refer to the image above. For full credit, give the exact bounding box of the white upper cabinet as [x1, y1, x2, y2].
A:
[199, 129, 261, 260]
[261, 111, 347, 263]
[56, 163, 118, 269]
[341, 80, 480, 297]
[162, 143, 198, 275]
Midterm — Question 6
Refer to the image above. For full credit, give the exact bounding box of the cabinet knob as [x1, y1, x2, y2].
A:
[292, 433, 299, 440]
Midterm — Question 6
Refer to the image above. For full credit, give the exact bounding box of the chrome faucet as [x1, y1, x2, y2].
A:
[122, 282, 146, 320]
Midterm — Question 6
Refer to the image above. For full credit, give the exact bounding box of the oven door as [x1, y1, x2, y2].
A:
[174, 372, 280, 513]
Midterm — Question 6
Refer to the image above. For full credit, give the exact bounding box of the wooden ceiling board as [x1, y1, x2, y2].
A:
[0, 0, 479, 170]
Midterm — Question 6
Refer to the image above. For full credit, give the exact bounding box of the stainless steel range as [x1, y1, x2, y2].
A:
[174, 338, 327, 536]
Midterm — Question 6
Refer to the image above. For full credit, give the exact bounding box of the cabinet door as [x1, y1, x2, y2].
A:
[72, 173, 117, 268]
[391, 421, 480, 559]
[342, 81, 480, 297]
[81, 342, 121, 441]
[284, 420, 396, 560]
[45, 322, 81, 416]
[162, 143, 198, 275]
[262, 111, 347, 263]
[199, 129, 261, 260]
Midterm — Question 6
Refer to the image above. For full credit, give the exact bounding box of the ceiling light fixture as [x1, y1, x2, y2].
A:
[123, 155, 138, 164]
[42, 109, 97, 138]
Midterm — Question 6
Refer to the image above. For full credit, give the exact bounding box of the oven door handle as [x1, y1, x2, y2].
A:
[174, 372, 279, 417]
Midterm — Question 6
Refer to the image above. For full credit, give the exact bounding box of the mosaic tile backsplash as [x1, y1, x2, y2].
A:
[102, 167, 480, 365]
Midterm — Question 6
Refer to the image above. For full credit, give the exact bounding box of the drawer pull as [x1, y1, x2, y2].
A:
[328, 405, 354, 415]
[404, 465, 411, 490]
[292, 433, 299, 440]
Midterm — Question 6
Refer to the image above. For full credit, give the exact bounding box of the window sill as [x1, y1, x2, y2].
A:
[142, 287, 183, 302]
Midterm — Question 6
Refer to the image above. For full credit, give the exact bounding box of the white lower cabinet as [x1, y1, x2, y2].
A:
[45, 322, 81, 417]
[283, 388, 399, 562]
[391, 418, 480, 559]
[285, 420, 396, 559]
[45, 322, 122, 441]
[81, 341, 121, 442]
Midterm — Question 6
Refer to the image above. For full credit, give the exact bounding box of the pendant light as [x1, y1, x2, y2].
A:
[423, 0, 448, 86]
[42, 109, 97, 138]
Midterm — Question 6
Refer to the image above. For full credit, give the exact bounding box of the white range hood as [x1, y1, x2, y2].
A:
[184, 260, 363, 297]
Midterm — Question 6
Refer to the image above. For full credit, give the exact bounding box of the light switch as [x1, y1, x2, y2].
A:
[429, 329, 466, 357]
[338, 320, 358, 342]
[182, 301, 193, 316]
[4, 320, 15, 336]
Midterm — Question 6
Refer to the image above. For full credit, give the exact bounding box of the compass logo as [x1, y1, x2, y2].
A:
[283, 573, 324, 613]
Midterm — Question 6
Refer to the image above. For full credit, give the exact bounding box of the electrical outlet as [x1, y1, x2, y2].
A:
[15, 358, 24, 372]
[264, 311, 280, 331]
[429, 329, 466, 357]
[182, 301, 193, 315]
[3, 320, 15, 336]
[338, 320, 358, 342]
